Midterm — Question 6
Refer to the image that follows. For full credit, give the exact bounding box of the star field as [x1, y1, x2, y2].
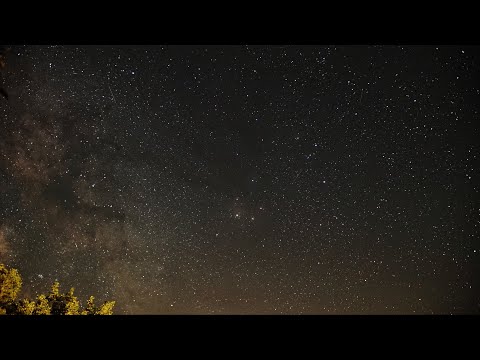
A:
[0, 45, 479, 314]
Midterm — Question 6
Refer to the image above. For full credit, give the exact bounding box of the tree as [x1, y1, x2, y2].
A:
[0, 263, 115, 315]
[0, 263, 22, 314]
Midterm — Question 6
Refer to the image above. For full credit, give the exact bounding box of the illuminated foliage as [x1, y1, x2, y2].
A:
[84, 295, 96, 315]
[0, 263, 115, 315]
[17, 299, 36, 315]
[34, 294, 51, 315]
[97, 301, 116, 315]
[79, 295, 115, 315]
[65, 287, 80, 315]
[0, 263, 22, 303]
[49, 281, 60, 298]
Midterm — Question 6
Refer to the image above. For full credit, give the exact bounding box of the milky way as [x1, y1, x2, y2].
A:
[0, 45, 479, 314]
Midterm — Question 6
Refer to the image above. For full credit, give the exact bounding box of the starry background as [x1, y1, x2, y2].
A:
[0, 45, 479, 314]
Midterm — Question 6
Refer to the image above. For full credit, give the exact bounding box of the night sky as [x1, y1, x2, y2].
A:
[0, 45, 479, 314]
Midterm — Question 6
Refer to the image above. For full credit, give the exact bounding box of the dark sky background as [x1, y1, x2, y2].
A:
[0, 45, 479, 314]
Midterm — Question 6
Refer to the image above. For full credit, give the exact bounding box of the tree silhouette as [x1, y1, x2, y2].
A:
[0, 263, 115, 315]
